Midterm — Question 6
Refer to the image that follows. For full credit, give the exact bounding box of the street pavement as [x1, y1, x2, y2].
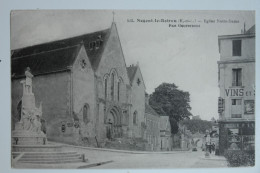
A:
[86, 150, 227, 169]
[13, 145, 228, 169]
[66, 144, 228, 169]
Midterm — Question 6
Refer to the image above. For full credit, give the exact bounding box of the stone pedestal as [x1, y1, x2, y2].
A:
[22, 93, 36, 111]
[12, 122, 46, 145]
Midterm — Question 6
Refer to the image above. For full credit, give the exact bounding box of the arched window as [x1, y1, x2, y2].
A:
[111, 73, 115, 100]
[117, 80, 120, 101]
[104, 78, 108, 100]
[83, 104, 90, 124]
[133, 111, 137, 125]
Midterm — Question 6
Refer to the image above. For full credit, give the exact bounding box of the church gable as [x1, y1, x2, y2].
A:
[128, 65, 146, 89]
[72, 45, 93, 73]
[97, 23, 130, 86]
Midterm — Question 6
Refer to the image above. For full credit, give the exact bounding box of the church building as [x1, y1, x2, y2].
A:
[11, 22, 154, 146]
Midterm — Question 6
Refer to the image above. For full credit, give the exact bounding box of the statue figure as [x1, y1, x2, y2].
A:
[21, 107, 31, 130]
[29, 114, 42, 133]
[25, 67, 33, 94]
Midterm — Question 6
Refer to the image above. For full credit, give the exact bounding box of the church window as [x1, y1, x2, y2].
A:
[118, 80, 120, 101]
[83, 104, 90, 124]
[80, 59, 87, 69]
[133, 111, 137, 125]
[111, 73, 115, 100]
[89, 42, 93, 50]
[104, 78, 108, 100]
[137, 78, 141, 86]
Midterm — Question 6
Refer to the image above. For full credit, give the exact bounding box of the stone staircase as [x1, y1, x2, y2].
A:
[12, 151, 85, 164]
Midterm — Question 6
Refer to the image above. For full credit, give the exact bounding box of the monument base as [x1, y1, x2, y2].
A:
[12, 121, 47, 145]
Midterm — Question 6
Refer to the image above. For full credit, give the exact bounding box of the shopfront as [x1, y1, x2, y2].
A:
[219, 121, 254, 154]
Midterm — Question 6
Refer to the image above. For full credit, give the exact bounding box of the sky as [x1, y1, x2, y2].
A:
[10, 10, 255, 120]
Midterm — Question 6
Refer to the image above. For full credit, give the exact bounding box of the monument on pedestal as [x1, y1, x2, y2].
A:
[12, 68, 85, 166]
[12, 67, 47, 146]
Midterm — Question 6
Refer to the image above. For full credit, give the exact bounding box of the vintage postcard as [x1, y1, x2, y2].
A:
[10, 10, 255, 169]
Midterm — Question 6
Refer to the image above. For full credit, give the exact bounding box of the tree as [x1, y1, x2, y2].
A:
[149, 83, 192, 134]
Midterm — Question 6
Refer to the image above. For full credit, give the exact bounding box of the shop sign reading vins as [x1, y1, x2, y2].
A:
[225, 88, 255, 97]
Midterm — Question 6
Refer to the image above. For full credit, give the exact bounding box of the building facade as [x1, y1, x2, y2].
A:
[144, 94, 160, 151]
[159, 116, 172, 151]
[11, 22, 159, 147]
[217, 25, 255, 155]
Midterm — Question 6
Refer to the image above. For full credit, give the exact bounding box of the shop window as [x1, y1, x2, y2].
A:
[232, 68, 242, 86]
[243, 136, 255, 150]
[228, 128, 241, 150]
[227, 123, 255, 151]
[232, 40, 241, 56]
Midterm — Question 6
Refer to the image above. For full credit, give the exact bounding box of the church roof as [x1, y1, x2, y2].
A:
[12, 44, 81, 78]
[11, 28, 111, 77]
[245, 25, 255, 34]
[145, 103, 160, 117]
[126, 65, 138, 84]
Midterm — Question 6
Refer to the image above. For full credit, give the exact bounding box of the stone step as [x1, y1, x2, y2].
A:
[21, 154, 82, 159]
[18, 159, 84, 164]
[17, 151, 78, 155]
[20, 156, 82, 161]
[13, 151, 85, 164]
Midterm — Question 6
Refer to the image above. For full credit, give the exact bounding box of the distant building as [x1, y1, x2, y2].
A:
[178, 123, 192, 149]
[211, 117, 216, 123]
[144, 93, 160, 151]
[217, 25, 255, 155]
[159, 116, 172, 151]
[192, 115, 201, 120]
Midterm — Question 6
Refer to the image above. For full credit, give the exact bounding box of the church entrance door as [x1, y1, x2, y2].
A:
[106, 106, 122, 139]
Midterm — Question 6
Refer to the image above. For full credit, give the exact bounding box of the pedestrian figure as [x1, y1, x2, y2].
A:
[212, 143, 215, 155]
[209, 143, 212, 154]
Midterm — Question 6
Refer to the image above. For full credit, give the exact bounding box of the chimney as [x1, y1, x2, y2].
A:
[145, 93, 149, 105]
